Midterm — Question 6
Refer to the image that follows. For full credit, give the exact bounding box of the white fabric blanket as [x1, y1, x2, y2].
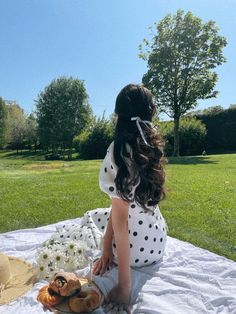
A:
[0, 213, 236, 314]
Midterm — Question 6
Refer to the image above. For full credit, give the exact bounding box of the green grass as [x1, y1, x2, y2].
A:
[0, 150, 235, 261]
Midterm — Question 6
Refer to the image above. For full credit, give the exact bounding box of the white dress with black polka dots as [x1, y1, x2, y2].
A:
[90, 141, 168, 268]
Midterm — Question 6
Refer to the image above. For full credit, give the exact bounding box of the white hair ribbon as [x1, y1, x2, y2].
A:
[131, 116, 152, 146]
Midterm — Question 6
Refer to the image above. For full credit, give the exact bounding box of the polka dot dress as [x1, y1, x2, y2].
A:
[96, 141, 168, 267]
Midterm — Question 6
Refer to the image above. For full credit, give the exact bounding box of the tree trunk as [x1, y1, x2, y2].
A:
[62, 144, 66, 160]
[173, 117, 180, 157]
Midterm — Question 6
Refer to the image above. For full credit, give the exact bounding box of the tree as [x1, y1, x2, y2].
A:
[0, 97, 7, 148]
[139, 10, 227, 156]
[73, 115, 114, 159]
[24, 113, 38, 151]
[36, 77, 92, 157]
[5, 103, 26, 153]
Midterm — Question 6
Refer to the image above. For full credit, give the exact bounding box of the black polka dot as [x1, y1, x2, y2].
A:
[60, 235, 63, 238]
[98, 218, 101, 222]
[163, 227, 165, 231]
[107, 218, 109, 221]
[135, 259, 139, 263]
[104, 212, 108, 215]
[113, 243, 116, 248]
[128, 230, 130, 234]
[160, 238, 163, 242]
[158, 250, 161, 254]
[140, 247, 144, 252]
[138, 220, 143, 225]
[153, 237, 156, 242]
[144, 260, 148, 263]
[133, 231, 138, 236]
[144, 236, 148, 240]
[111, 165, 113, 169]
[101, 226, 105, 229]
[129, 215, 131, 219]
[155, 225, 158, 230]
[130, 243, 133, 248]
[131, 204, 136, 209]
[152, 261, 157, 265]
[109, 186, 114, 192]
[139, 211, 143, 214]
[80, 234, 82, 238]
[95, 211, 98, 215]
[150, 250, 154, 254]
[149, 224, 152, 228]
[104, 167, 107, 172]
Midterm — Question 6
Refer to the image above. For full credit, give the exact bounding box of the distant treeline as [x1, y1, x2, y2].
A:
[1, 78, 235, 158]
[194, 105, 236, 153]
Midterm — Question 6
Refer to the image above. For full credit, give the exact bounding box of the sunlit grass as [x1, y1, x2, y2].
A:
[0, 150, 235, 261]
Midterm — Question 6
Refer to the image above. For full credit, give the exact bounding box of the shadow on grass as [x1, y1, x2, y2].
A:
[0, 150, 80, 162]
[167, 156, 218, 165]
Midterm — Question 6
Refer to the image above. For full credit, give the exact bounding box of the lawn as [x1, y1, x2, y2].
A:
[0, 150, 235, 261]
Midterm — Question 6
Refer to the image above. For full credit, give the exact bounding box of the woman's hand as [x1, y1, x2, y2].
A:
[93, 244, 113, 275]
[104, 284, 131, 313]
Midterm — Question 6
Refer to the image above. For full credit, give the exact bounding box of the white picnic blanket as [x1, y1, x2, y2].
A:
[0, 212, 236, 314]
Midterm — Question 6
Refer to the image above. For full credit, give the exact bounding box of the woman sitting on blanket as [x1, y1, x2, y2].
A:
[91, 83, 168, 311]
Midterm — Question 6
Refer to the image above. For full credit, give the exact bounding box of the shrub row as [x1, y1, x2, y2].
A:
[159, 118, 207, 156]
[73, 117, 206, 159]
[195, 107, 236, 152]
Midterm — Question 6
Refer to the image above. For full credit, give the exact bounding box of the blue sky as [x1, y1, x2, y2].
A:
[0, 0, 235, 120]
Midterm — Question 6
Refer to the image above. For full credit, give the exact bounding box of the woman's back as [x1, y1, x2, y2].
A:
[98, 140, 168, 267]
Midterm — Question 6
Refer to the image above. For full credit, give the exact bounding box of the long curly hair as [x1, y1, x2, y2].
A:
[113, 84, 166, 210]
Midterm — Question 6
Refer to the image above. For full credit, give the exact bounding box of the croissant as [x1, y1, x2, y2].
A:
[37, 272, 104, 313]
[69, 281, 103, 313]
[37, 285, 63, 307]
[49, 271, 82, 297]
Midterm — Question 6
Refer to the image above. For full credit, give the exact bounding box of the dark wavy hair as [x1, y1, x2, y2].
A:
[113, 84, 166, 210]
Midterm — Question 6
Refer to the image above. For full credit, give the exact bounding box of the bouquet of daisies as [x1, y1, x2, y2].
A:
[35, 223, 100, 280]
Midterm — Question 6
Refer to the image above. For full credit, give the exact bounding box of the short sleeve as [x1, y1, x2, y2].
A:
[99, 141, 121, 199]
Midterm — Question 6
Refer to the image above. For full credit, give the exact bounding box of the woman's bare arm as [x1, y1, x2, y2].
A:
[110, 198, 131, 296]
[103, 211, 113, 248]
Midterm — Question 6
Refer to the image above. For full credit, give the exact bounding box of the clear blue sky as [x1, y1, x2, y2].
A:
[0, 0, 235, 120]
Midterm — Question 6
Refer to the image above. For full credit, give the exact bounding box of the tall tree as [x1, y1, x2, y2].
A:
[5, 102, 26, 153]
[36, 77, 92, 156]
[139, 10, 227, 156]
[25, 113, 38, 151]
[0, 97, 7, 148]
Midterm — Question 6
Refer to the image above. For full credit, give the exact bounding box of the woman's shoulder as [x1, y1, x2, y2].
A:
[107, 141, 114, 153]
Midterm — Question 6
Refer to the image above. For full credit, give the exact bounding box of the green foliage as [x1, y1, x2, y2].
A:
[2, 102, 39, 151]
[5, 103, 26, 151]
[24, 113, 38, 149]
[139, 10, 227, 156]
[195, 106, 236, 152]
[74, 116, 114, 159]
[0, 97, 7, 148]
[36, 77, 92, 152]
[160, 117, 207, 156]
